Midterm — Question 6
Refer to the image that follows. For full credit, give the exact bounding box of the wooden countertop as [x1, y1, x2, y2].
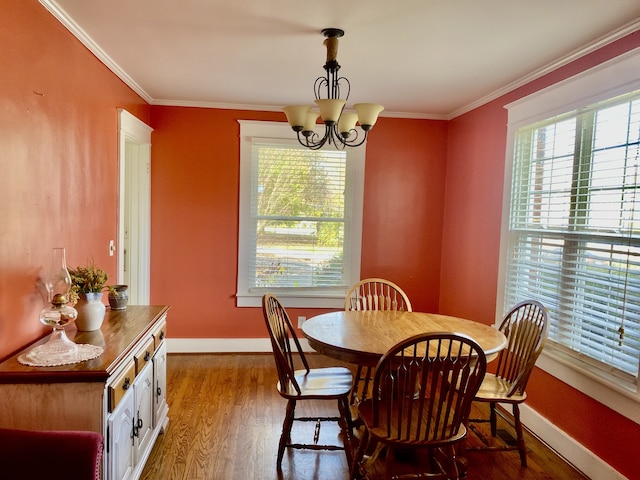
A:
[301, 310, 507, 367]
[0, 305, 170, 383]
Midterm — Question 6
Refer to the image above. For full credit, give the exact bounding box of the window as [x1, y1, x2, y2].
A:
[500, 47, 640, 422]
[237, 121, 364, 308]
[505, 91, 640, 384]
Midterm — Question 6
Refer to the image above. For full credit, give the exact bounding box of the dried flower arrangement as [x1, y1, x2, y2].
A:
[68, 261, 108, 305]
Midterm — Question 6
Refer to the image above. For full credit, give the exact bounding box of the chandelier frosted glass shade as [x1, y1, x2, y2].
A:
[282, 106, 310, 131]
[283, 28, 384, 149]
[337, 111, 358, 136]
[314, 99, 346, 123]
[353, 103, 385, 130]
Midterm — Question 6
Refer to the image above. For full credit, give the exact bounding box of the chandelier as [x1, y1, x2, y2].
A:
[283, 28, 384, 150]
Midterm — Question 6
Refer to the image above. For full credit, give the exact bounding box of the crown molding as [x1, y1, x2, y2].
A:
[40, 0, 153, 103]
[447, 18, 640, 120]
[40, 1, 640, 121]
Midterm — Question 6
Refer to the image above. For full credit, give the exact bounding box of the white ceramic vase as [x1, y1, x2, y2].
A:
[75, 292, 106, 331]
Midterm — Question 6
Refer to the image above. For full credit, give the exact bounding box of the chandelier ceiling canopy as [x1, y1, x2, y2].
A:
[283, 28, 384, 150]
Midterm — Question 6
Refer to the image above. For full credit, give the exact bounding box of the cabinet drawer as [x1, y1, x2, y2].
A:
[152, 320, 167, 351]
[134, 337, 155, 374]
[109, 361, 135, 412]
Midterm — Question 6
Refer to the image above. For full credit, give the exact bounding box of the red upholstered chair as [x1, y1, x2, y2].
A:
[0, 428, 104, 480]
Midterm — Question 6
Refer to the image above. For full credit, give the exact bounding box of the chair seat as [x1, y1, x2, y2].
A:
[475, 372, 527, 403]
[277, 366, 353, 399]
[357, 398, 467, 447]
[0, 428, 103, 480]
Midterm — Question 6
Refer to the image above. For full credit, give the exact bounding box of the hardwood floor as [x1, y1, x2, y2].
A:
[140, 354, 589, 480]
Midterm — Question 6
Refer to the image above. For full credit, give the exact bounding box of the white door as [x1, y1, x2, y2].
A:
[133, 363, 155, 464]
[118, 109, 152, 305]
[107, 390, 135, 480]
[153, 342, 168, 428]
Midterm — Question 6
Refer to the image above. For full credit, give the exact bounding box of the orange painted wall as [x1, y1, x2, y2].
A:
[439, 100, 507, 324]
[149, 107, 447, 338]
[0, 1, 149, 359]
[441, 31, 640, 479]
[3, 1, 640, 476]
[360, 118, 447, 313]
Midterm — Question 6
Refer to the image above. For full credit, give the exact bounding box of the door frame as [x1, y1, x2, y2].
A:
[117, 109, 153, 305]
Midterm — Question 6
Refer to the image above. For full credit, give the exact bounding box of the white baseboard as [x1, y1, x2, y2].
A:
[519, 404, 625, 479]
[166, 338, 625, 479]
[166, 337, 313, 354]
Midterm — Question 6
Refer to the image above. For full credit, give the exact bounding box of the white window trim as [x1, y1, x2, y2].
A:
[498, 46, 640, 424]
[236, 120, 364, 308]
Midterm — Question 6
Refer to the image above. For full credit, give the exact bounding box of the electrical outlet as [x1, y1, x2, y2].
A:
[297, 316, 306, 328]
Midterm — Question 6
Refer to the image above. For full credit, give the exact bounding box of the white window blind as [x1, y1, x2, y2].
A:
[504, 90, 640, 385]
[250, 143, 349, 289]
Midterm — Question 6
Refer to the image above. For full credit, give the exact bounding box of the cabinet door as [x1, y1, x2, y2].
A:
[133, 363, 154, 464]
[107, 389, 135, 480]
[153, 341, 168, 428]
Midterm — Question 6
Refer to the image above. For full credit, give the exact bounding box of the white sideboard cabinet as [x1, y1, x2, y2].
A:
[0, 305, 170, 480]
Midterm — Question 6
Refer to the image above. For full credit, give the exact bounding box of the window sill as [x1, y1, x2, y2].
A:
[537, 345, 640, 425]
[236, 290, 347, 308]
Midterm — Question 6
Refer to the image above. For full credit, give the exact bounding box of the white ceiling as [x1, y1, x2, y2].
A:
[44, 0, 640, 119]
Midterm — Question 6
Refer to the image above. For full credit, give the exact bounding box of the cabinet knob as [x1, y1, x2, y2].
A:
[156, 386, 162, 397]
[144, 351, 151, 362]
[159, 331, 165, 340]
[133, 415, 144, 437]
[122, 377, 131, 390]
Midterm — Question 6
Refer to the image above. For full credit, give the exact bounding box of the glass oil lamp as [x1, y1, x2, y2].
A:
[21, 293, 79, 364]
[43, 247, 72, 302]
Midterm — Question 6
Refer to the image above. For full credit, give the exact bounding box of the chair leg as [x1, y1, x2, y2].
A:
[277, 399, 296, 470]
[468, 402, 528, 467]
[350, 427, 369, 480]
[384, 446, 395, 480]
[489, 402, 497, 436]
[360, 366, 373, 402]
[338, 396, 354, 466]
[351, 365, 364, 404]
[351, 365, 375, 405]
[513, 404, 527, 467]
[459, 422, 468, 462]
[433, 445, 463, 479]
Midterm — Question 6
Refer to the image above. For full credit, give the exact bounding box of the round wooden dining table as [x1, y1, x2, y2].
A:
[301, 310, 507, 367]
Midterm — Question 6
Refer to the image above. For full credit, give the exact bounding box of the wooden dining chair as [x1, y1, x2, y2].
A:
[466, 300, 549, 467]
[262, 293, 354, 470]
[345, 278, 412, 312]
[351, 332, 487, 480]
[345, 278, 412, 404]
